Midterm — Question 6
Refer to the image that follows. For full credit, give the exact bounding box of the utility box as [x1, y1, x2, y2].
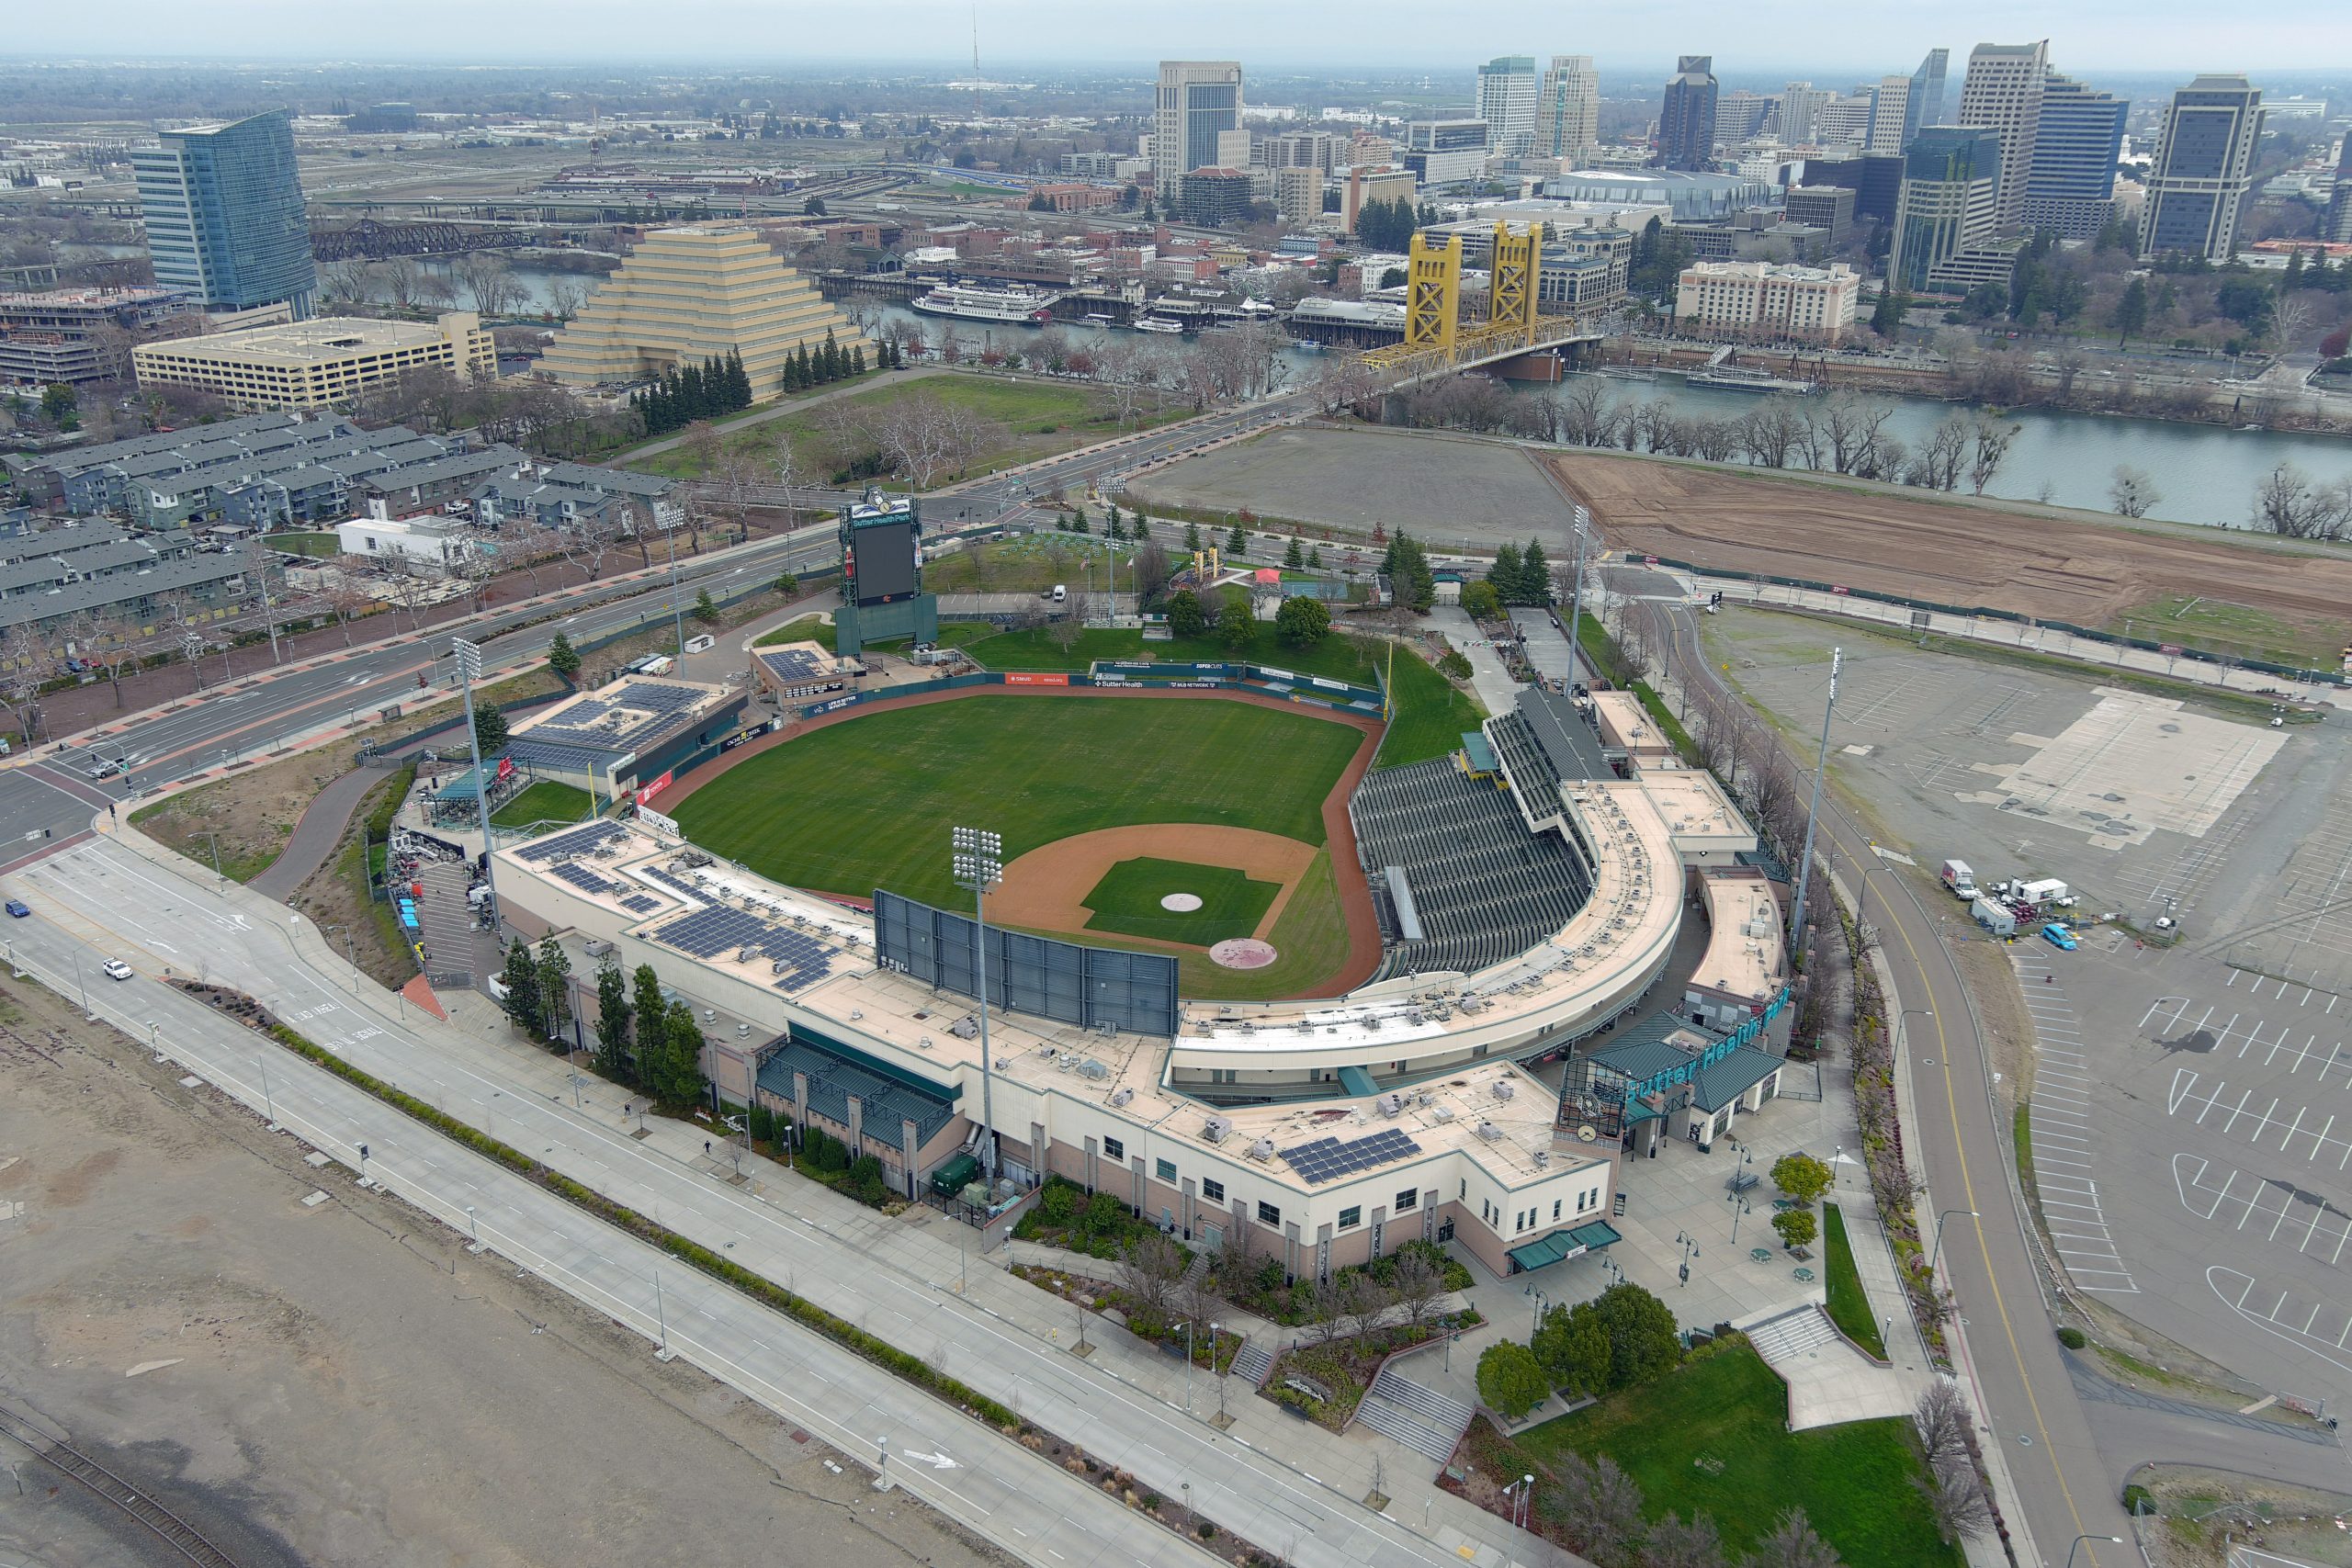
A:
[1972, 897, 2017, 937]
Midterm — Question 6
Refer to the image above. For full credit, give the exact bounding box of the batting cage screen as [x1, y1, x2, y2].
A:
[872, 889, 1181, 1038]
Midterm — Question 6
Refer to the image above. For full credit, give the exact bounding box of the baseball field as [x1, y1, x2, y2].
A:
[664, 692, 1383, 999]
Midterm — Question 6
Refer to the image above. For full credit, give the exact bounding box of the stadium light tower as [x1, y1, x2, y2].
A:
[1788, 647, 1840, 964]
[951, 826, 1002, 1182]
[453, 637, 500, 934]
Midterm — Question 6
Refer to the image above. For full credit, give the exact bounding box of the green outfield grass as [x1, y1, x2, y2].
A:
[1082, 857, 1280, 946]
[670, 695, 1362, 914]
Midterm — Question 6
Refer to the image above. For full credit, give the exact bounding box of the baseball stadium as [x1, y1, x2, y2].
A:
[489, 495, 1791, 1281]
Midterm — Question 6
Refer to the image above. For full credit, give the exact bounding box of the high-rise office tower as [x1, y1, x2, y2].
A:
[1778, 83, 1833, 145]
[2326, 132, 2352, 244]
[1906, 48, 1950, 141]
[1957, 39, 2049, 229]
[1476, 56, 1540, 158]
[1865, 76, 1913, 155]
[2023, 73, 2128, 239]
[1154, 62, 1245, 200]
[1716, 91, 1776, 143]
[1657, 55, 1720, 171]
[2141, 73, 2265, 260]
[1889, 126, 2001, 291]
[1536, 55, 1600, 162]
[132, 109, 316, 320]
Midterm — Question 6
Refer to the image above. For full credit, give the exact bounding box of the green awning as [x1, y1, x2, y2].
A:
[1338, 1064, 1378, 1098]
[1506, 1219, 1623, 1274]
[1462, 731, 1498, 774]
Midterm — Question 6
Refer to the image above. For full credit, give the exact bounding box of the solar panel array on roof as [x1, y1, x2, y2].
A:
[619, 893, 662, 914]
[650, 905, 833, 990]
[759, 648, 829, 682]
[551, 861, 617, 896]
[524, 682, 706, 751]
[514, 820, 628, 863]
[1281, 1127, 1424, 1186]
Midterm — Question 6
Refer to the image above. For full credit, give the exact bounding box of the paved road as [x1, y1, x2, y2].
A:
[1638, 584, 2143, 1567]
[248, 765, 386, 902]
[6, 831, 1573, 1568]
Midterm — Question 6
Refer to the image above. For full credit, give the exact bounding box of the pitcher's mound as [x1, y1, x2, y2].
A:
[1210, 938, 1280, 970]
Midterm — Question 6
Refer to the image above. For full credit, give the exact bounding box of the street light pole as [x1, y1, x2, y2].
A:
[1565, 502, 1589, 682]
[2065, 1535, 2123, 1568]
[665, 528, 688, 658]
[1788, 647, 1842, 964]
[951, 826, 1002, 1183]
[452, 637, 500, 937]
[1728, 1193, 1749, 1245]
[1928, 1208, 1979, 1271]
[256, 1055, 277, 1126]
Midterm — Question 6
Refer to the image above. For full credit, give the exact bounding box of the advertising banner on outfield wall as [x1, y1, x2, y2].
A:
[636, 805, 680, 838]
[1004, 671, 1070, 687]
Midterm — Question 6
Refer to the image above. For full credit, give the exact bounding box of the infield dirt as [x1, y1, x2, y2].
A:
[990, 826, 1314, 948]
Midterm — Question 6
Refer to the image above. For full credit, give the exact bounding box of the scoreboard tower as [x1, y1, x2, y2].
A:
[833, 485, 939, 659]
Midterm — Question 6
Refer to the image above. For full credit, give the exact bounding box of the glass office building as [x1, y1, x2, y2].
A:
[133, 110, 317, 319]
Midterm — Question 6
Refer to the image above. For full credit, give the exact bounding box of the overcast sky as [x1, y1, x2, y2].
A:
[7, 1, 2348, 76]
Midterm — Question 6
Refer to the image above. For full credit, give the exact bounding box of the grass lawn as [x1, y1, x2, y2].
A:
[267, 530, 342, 558]
[491, 780, 594, 829]
[671, 695, 1360, 911]
[753, 614, 837, 650]
[2107, 592, 2341, 668]
[632, 374, 1176, 486]
[1082, 856, 1281, 946]
[130, 738, 365, 884]
[951, 622, 1482, 771]
[1513, 1343, 1959, 1568]
[1822, 1203, 1888, 1359]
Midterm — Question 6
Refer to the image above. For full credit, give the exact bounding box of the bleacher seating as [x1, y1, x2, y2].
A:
[1487, 712, 1563, 808]
[1351, 757, 1594, 978]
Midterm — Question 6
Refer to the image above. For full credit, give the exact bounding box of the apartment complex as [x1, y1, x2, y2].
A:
[1955, 40, 2050, 231]
[1476, 56, 1540, 159]
[131, 312, 493, 411]
[1535, 56, 1600, 163]
[0, 519, 257, 643]
[1674, 260, 1860, 342]
[1657, 56, 1720, 172]
[537, 225, 867, 396]
[2142, 74, 2266, 260]
[1154, 61, 1246, 200]
[131, 110, 317, 320]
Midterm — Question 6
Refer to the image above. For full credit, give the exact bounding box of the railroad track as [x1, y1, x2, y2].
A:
[0, 1402, 243, 1567]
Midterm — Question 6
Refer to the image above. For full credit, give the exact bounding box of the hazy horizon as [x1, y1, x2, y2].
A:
[4, 0, 2349, 78]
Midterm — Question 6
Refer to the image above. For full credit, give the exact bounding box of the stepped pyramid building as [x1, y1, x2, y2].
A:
[537, 225, 867, 396]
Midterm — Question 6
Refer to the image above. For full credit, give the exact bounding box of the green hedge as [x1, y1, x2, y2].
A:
[249, 1010, 1019, 1428]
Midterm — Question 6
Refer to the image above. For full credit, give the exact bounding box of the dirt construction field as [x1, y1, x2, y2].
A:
[1548, 450, 2352, 646]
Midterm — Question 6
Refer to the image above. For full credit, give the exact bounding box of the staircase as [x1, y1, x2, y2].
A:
[1354, 1366, 1476, 1463]
[413, 861, 486, 989]
[1228, 1340, 1274, 1389]
[1742, 1305, 1840, 1367]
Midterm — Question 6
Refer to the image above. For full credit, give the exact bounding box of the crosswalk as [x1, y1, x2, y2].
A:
[2017, 955, 2139, 1293]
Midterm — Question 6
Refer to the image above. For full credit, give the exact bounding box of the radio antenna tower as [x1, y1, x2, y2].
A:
[971, 3, 980, 77]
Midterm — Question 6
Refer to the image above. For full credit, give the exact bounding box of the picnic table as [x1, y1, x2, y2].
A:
[1726, 1171, 1759, 1193]
[1792, 1267, 1816, 1283]
[1749, 1247, 1772, 1263]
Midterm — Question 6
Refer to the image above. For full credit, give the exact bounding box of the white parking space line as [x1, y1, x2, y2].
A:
[2208, 1268, 2352, 1374]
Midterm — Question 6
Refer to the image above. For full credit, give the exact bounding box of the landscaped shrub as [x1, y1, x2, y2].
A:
[2057, 1326, 2086, 1349]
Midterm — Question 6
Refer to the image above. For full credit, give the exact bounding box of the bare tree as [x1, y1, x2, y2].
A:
[320, 260, 372, 309]
[1750, 1509, 1843, 1568]
[372, 255, 420, 313]
[1387, 1246, 1449, 1332]
[546, 276, 584, 323]
[711, 448, 762, 545]
[1550, 1450, 1646, 1568]
[1739, 396, 1806, 468]
[323, 575, 378, 647]
[0, 625, 61, 746]
[2107, 465, 2161, 519]
[1966, 414, 2019, 497]
[1116, 1232, 1190, 1328]
[455, 254, 520, 318]
[2251, 463, 2352, 539]
[413, 272, 458, 310]
[1910, 415, 1969, 491]
[1638, 1512, 1732, 1568]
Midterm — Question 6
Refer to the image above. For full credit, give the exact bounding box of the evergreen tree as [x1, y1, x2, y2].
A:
[1307, 544, 1321, 570]
[850, 344, 866, 375]
[820, 330, 841, 381]
[593, 956, 633, 1081]
[1227, 520, 1247, 556]
[1519, 538, 1550, 604]
[546, 630, 582, 682]
[794, 343, 815, 388]
[632, 964, 667, 1066]
[499, 938, 544, 1036]
[728, 347, 752, 407]
[651, 998, 708, 1106]
[1487, 541, 1522, 599]
[1070, 505, 1090, 535]
[1283, 535, 1304, 569]
[1184, 520, 1202, 552]
[537, 936, 573, 1047]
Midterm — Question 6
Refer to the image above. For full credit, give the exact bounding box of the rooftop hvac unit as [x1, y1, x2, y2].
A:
[737, 1022, 751, 1037]
[1376, 1092, 1405, 1118]
[1078, 1059, 1110, 1080]
[1203, 1115, 1234, 1145]
[1533, 1148, 1550, 1168]
[1430, 1104, 1456, 1122]
[1491, 1079, 1516, 1101]
[1109, 1087, 1135, 1108]
[949, 1016, 979, 1039]
[849, 1009, 864, 1021]
[1476, 1120, 1504, 1142]
[1057, 1053, 1080, 1070]
[919, 1035, 933, 1049]
[1247, 1137, 1276, 1162]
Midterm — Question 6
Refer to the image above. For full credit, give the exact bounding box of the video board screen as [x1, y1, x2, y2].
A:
[851, 520, 918, 604]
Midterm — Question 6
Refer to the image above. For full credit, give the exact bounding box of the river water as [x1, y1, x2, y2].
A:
[1534, 372, 2352, 529]
[473, 262, 2346, 528]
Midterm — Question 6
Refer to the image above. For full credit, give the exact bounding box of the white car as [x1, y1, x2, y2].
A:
[101, 958, 134, 981]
